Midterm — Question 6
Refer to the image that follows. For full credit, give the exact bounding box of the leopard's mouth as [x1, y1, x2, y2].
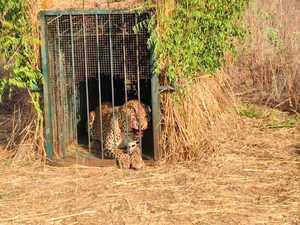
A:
[133, 129, 144, 137]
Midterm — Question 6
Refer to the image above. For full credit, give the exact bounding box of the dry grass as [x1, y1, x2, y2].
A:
[231, 0, 300, 112]
[0, 86, 45, 164]
[160, 71, 235, 162]
[0, 111, 299, 224]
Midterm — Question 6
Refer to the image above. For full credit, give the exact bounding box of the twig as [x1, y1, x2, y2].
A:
[48, 211, 96, 221]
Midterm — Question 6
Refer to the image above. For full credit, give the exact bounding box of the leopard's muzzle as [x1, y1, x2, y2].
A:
[133, 129, 144, 137]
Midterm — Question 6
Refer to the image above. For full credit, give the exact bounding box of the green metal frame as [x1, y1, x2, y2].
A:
[40, 10, 161, 161]
[150, 42, 161, 161]
[40, 14, 53, 158]
[41, 10, 141, 16]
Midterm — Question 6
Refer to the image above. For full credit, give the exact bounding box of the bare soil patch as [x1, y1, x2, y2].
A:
[0, 111, 299, 224]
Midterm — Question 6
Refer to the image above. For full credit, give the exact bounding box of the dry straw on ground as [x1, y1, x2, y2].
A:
[0, 113, 299, 224]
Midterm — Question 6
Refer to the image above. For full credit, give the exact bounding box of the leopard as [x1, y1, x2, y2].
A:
[87, 100, 151, 170]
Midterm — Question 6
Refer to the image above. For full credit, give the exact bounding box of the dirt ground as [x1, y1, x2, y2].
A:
[0, 108, 300, 224]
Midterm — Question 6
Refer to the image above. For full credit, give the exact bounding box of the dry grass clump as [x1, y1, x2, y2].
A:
[160, 71, 236, 163]
[0, 85, 45, 164]
[231, 0, 300, 112]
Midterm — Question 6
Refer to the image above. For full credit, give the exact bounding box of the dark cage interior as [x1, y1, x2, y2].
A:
[42, 11, 154, 160]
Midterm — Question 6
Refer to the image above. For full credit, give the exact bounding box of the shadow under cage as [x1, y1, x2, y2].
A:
[40, 10, 160, 164]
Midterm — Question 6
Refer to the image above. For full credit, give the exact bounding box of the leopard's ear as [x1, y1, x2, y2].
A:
[139, 102, 151, 114]
[142, 104, 151, 122]
[146, 105, 151, 113]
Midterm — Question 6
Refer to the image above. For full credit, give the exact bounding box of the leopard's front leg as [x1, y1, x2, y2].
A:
[130, 147, 144, 170]
[103, 130, 131, 170]
[114, 148, 130, 169]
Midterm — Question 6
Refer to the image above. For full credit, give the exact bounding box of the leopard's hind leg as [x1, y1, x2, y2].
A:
[86, 111, 100, 149]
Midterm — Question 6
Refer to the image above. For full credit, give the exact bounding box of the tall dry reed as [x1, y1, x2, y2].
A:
[231, 0, 300, 112]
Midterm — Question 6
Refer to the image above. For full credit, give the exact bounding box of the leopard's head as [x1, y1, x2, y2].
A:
[128, 102, 151, 137]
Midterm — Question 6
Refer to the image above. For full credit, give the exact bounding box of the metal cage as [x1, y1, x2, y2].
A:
[40, 10, 160, 164]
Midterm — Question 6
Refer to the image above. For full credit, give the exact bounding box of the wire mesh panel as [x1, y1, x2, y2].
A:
[40, 10, 158, 161]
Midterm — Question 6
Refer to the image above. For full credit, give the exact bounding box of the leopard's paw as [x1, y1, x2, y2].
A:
[115, 149, 130, 170]
[130, 151, 145, 170]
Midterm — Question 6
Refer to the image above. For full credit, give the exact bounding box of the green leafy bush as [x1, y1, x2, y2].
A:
[142, 0, 255, 85]
[0, 0, 42, 102]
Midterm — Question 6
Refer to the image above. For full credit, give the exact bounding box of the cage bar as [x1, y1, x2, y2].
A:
[135, 14, 142, 152]
[56, 16, 67, 157]
[108, 13, 117, 149]
[95, 14, 105, 159]
[70, 15, 79, 153]
[122, 13, 130, 154]
[82, 15, 92, 155]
